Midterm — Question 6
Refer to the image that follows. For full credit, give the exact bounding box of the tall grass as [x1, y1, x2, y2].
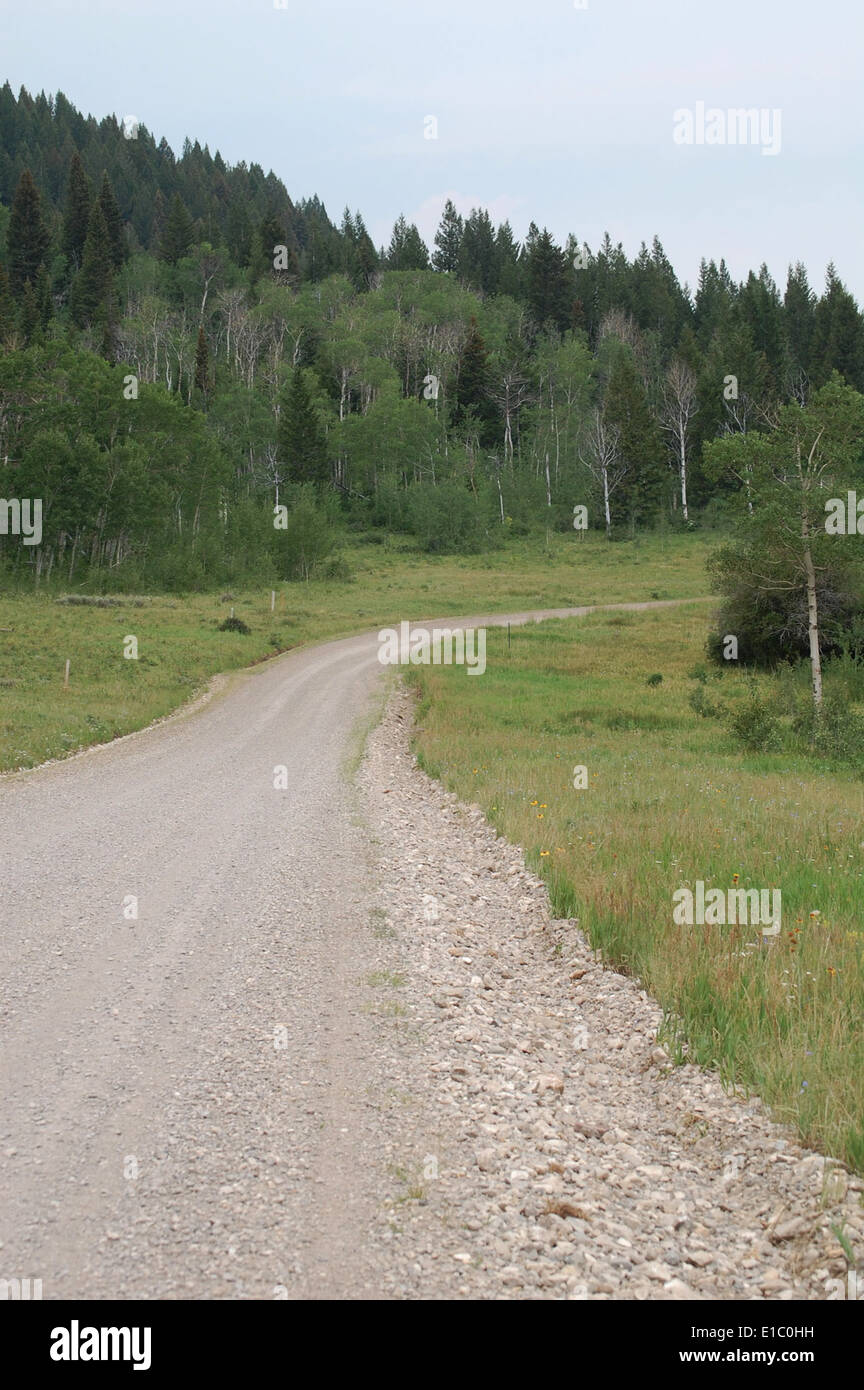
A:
[407, 604, 864, 1172]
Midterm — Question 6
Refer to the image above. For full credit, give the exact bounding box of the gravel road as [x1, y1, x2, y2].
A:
[1, 601, 860, 1300]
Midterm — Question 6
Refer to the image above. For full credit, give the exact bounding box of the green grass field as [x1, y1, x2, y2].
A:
[406, 601, 864, 1172]
[0, 531, 709, 772]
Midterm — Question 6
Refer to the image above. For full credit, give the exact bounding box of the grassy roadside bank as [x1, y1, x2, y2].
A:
[406, 600, 864, 1176]
[0, 532, 709, 773]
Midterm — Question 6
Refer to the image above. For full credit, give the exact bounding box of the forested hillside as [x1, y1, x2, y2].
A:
[1, 84, 864, 590]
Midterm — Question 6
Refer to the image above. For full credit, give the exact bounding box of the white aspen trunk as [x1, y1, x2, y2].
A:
[802, 518, 823, 713]
[679, 418, 689, 520]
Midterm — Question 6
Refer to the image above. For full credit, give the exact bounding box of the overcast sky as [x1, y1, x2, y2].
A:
[2, 0, 862, 299]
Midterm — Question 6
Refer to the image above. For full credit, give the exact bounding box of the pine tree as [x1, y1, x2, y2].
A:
[260, 211, 287, 255]
[812, 266, 864, 391]
[98, 171, 126, 270]
[388, 213, 411, 266]
[277, 366, 329, 485]
[159, 193, 194, 264]
[69, 201, 114, 329]
[353, 215, 378, 288]
[387, 215, 428, 270]
[225, 197, 251, 266]
[17, 278, 40, 344]
[281, 243, 300, 283]
[459, 209, 497, 295]
[194, 325, 210, 398]
[0, 262, 14, 344]
[432, 199, 463, 272]
[675, 322, 702, 374]
[402, 224, 429, 270]
[625, 237, 689, 350]
[248, 212, 298, 284]
[495, 221, 522, 298]
[525, 229, 571, 334]
[737, 265, 785, 382]
[61, 151, 91, 271]
[454, 317, 499, 445]
[7, 168, 51, 295]
[783, 262, 815, 386]
[338, 206, 356, 258]
[694, 258, 734, 348]
[603, 352, 666, 527]
[259, 212, 286, 274]
[35, 264, 52, 328]
[150, 188, 167, 253]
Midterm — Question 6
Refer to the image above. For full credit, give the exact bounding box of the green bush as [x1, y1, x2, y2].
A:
[827, 644, 864, 703]
[688, 684, 720, 719]
[727, 684, 782, 751]
[321, 554, 355, 581]
[792, 693, 864, 766]
[271, 486, 337, 580]
[403, 480, 492, 554]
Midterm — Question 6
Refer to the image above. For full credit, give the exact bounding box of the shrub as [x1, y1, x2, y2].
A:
[727, 684, 781, 751]
[321, 554, 355, 581]
[271, 487, 337, 581]
[792, 692, 864, 765]
[828, 643, 864, 703]
[403, 480, 492, 554]
[688, 684, 720, 719]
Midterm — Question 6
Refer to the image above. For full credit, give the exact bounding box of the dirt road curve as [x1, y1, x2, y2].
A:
[3, 598, 857, 1301]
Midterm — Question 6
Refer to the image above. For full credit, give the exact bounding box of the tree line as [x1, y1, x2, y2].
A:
[1, 83, 863, 634]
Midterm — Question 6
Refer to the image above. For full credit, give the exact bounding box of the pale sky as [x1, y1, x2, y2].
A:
[2, 0, 862, 299]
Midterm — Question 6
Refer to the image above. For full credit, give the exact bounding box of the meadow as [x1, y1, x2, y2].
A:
[0, 530, 708, 772]
[406, 599, 864, 1174]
